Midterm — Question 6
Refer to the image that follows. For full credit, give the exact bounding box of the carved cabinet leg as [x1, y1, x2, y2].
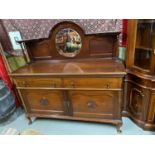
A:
[26, 115, 32, 125]
[116, 123, 122, 134]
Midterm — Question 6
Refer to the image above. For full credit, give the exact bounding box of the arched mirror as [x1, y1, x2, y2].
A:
[55, 28, 82, 57]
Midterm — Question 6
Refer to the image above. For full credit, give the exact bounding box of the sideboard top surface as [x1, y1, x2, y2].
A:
[10, 59, 126, 76]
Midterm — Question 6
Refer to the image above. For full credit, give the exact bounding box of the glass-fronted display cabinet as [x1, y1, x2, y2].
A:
[124, 19, 155, 131]
[126, 19, 155, 74]
[134, 19, 155, 71]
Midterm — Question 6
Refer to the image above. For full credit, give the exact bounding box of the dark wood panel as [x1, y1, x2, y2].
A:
[89, 36, 114, 57]
[147, 93, 155, 122]
[29, 40, 52, 60]
[68, 90, 117, 119]
[129, 87, 144, 119]
[20, 89, 66, 115]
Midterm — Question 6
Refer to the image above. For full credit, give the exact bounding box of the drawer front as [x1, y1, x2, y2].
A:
[20, 90, 66, 115]
[14, 77, 62, 88]
[69, 90, 118, 119]
[64, 78, 122, 89]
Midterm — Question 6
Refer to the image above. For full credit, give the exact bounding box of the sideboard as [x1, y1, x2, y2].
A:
[9, 21, 126, 132]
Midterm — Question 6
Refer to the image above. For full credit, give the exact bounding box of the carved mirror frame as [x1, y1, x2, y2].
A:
[50, 22, 85, 58]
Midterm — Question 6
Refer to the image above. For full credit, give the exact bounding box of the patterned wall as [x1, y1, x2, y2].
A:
[2, 19, 122, 39]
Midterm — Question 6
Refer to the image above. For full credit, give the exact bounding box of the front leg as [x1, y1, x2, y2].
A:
[26, 115, 32, 124]
[116, 122, 122, 134]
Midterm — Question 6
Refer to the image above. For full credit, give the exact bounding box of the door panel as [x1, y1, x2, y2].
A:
[68, 90, 118, 119]
[20, 89, 66, 115]
[128, 85, 145, 120]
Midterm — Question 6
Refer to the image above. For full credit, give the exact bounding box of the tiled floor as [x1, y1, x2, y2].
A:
[0, 108, 155, 135]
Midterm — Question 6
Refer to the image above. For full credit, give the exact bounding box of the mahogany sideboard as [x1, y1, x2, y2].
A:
[9, 22, 126, 132]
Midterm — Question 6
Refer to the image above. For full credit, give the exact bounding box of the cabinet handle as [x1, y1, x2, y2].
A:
[87, 101, 96, 109]
[51, 81, 56, 88]
[22, 81, 27, 87]
[105, 83, 110, 89]
[40, 97, 48, 106]
[70, 81, 75, 88]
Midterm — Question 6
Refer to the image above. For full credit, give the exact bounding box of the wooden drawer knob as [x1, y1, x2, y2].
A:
[51, 81, 56, 88]
[40, 97, 48, 106]
[70, 81, 75, 88]
[22, 81, 27, 87]
[105, 83, 110, 88]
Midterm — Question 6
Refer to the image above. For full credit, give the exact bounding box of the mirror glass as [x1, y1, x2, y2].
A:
[55, 28, 82, 57]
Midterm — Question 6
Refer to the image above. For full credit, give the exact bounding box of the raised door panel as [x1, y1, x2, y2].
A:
[147, 93, 155, 123]
[20, 90, 66, 115]
[68, 90, 119, 119]
[128, 85, 145, 120]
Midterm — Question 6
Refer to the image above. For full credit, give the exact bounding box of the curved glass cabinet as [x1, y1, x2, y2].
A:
[124, 19, 155, 131]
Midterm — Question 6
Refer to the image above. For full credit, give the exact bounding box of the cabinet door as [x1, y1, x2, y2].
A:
[68, 90, 121, 119]
[127, 84, 145, 120]
[134, 19, 155, 72]
[20, 89, 66, 115]
[147, 93, 155, 123]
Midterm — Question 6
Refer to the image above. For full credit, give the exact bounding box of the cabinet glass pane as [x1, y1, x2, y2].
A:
[134, 19, 155, 70]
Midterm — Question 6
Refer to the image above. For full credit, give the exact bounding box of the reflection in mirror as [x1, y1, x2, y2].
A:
[55, 28, 82, 57]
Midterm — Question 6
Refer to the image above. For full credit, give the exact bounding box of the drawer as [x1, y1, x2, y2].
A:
[14, 77, 62, 88]
[69, 90, 116, 119]
[20, 90, 65, 115]
[64, 78, 122, 89]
